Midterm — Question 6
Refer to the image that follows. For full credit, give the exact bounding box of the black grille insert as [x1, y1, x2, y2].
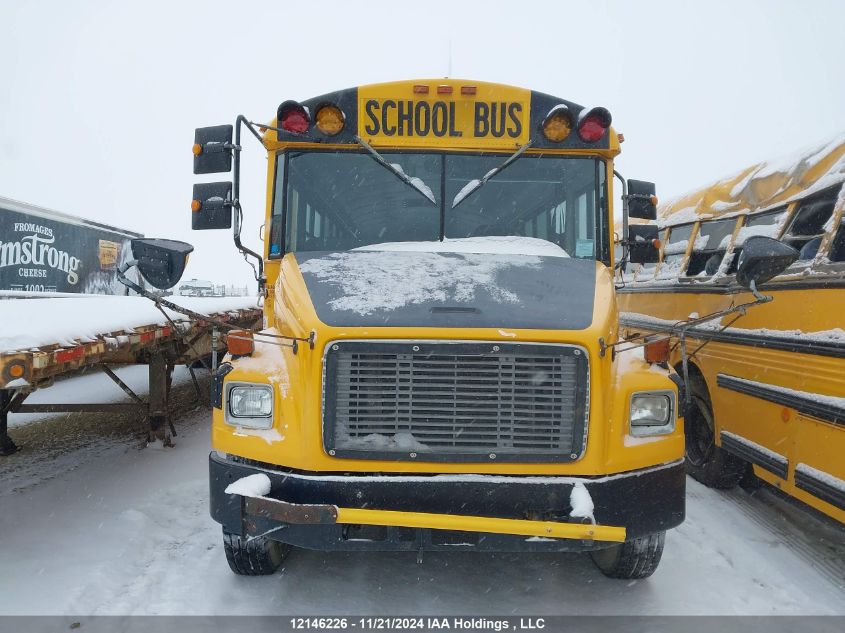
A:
[323, 341, 589, 462]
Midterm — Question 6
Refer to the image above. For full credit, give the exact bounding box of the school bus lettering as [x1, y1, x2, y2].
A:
[364, 99, 463, 137]
[363, 98, 522, 141]
[473, 101, 522, 138]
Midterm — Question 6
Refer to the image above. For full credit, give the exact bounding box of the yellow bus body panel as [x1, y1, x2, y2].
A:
[213, 252, 684, 477]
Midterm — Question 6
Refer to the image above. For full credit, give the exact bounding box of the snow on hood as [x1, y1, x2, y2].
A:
[298, 249, 543, 316]
[353, 236, 570, 258]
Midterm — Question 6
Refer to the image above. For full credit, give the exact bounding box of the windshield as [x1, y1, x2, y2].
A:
[274, 151, 608, 262]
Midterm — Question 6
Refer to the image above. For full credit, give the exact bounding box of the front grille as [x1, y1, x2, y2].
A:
[323, 341, 589, 462]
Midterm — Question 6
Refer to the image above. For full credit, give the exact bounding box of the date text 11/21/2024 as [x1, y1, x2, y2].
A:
[289, 617, 547, 631]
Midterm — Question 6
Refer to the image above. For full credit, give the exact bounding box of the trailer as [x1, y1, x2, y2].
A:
[0, 196, 144, 295]
[0, 294, 262, 455]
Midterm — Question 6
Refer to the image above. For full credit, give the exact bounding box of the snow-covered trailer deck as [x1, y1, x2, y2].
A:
[0, 294, 262, 455]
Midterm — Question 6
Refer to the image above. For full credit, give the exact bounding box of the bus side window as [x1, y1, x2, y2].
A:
[657, 223, 693, 279]
[781, 187, 839, 258]
[726, 207, 788, 274]
[685, 218, 737, 277]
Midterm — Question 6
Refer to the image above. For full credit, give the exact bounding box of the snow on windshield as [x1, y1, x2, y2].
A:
[298, 247, 546, 315]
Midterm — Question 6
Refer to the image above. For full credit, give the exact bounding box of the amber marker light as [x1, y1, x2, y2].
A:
[191, 199, 201, 212]
[315, 104, 345, 136]
[542, 106, 573, 142]
[9, 364, 24, 378]
[192, 143, 202, 156]
[227, 330, 255, 357]
[644, 338, 670, 364]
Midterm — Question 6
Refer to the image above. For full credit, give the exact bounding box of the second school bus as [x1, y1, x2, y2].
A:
[133, 79, 793, 579]
[618, 135, 845, 525]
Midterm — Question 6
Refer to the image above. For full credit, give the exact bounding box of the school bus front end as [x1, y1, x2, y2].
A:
[195, 80, 686, 579]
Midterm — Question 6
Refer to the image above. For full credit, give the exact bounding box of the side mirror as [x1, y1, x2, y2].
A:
[736, 236, 798, 288]
[131, 239, 194, 290]
[628, 180, 657, 220]
[191, 182, 233, 230]
[628, 224, 660, 264]
[193, 125, 233, 175]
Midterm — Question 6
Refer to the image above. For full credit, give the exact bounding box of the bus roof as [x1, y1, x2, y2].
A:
[658, 132, 845, 227]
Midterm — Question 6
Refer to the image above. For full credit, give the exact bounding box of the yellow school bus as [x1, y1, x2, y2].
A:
[617, 135, 845, 524]
[173, 78, 740, 580]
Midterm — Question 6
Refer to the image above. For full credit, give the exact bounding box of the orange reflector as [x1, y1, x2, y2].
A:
[652, 239, 662, 250]
[461, 86, 477, 95]
[437, 85, 453, 94]
[227, 330, 255, 357]
[650, 195, 659, 206]
[191, 199, 201, 212]
[542, 113, 572, 142]
[9, 364, 24, 378]
[644, 338, 670, 364]
[315, 104, 345, 136]
[192, 143, 202, 156]
[413, 84, 429, 94]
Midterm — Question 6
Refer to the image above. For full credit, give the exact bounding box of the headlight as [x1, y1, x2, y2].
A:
[629, 392, 674, 437]
[225, 383, 273, 429]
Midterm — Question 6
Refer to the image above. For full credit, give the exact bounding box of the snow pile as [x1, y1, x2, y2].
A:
[299, 248, 544, 315]
[339, 431, 430, 451]
[0, 295, 259, 353]
[224, 473, 272, 497]
[568, 481, 595, 524]
[354, 235, 569, 258]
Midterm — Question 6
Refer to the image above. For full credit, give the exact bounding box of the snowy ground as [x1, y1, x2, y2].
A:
[0, 374, 843, 615]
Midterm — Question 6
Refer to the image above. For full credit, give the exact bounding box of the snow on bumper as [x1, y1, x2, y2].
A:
[209, 453, 685, 552]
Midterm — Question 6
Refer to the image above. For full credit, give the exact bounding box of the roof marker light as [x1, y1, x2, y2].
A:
[542, 105, 573, 142]
[413, 85, 429, 94]
[278, 101, 310, 134]
[315, 104, 345, 136]
[461, 86, 477, 95]
[437, 85, 453, 94]
[577, 106, 612, 143]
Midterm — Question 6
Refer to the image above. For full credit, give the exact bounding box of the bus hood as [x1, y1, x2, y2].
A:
[292, 250, 599, 330]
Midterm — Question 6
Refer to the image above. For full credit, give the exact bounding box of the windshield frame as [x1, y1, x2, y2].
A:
[270, 148, 610, 264]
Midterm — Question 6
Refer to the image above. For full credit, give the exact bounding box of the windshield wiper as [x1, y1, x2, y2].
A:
[451, 139, 534, 209]
[353, 135, 436, 205]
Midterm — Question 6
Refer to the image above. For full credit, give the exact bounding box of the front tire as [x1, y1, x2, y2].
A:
[590, 532, 665, 579]
[223, 530, 291, 575]
[684, 373, 745, 489]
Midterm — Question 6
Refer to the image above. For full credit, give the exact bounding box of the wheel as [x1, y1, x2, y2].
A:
[683, 373, 745, 489]
[223, 530, 291, 575]
[590, 532, 665, 579]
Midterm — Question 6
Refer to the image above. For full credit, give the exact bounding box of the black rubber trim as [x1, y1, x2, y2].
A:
[620, 315, 845, 360]
[618, 276, 845, 295]
[209, 453, 686, 550]
[719, 431, 788, 479]
[794, 467, 845, 511]
[717, 374, 845, 427]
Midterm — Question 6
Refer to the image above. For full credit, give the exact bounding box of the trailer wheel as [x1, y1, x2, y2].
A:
[684, 373, 745, 489]
[223, 530, 291, 575]
[590, 531, 665, 579]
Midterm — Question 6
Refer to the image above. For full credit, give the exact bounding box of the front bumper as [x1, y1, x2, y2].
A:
[210, 453, 685, 552]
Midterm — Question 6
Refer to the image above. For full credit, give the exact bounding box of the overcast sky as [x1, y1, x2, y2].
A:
[2, 0, 844, 286]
